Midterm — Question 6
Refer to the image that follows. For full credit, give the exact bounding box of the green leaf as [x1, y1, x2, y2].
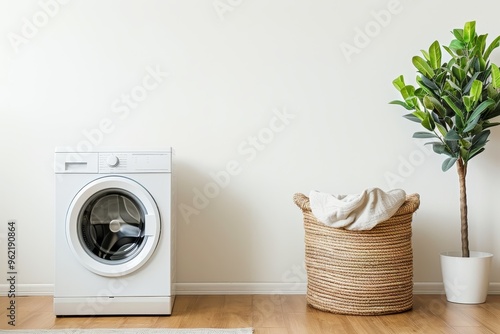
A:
[436, 123, 448, 136]
[443, 95, 464, 119]
[412, 56, 435, 78]
[477, 34, 488, 55]
[484, 35, 500, 60]
[403, 113, 422, 123]
[479, 57, 487, 71]
[418, 75, 440, 92]
[463, 115, 480, 132]
[392, 75, 406, 91]
[420, 49, 430, 61]
[447, 79, 462, 92]
[472, 129, 490, 147]
[451, 65, 466, 83]
[435, 68, 448, 85]
[463, 72, 480, 95]
[449, 39, 465, 52]
[416, 81, 435, 98]
[423, 95, 434, 109]
[433, 143, 447, 154]
[460, 138, 472, 150]
[446, 139, 459, 155]
[442, 157, 457, 171]
[483, 100, 500, 119]
[443, 45, 456, 58]
[456, 111, 465, 130]
[460, 147, 469, 160]
[469, 130, 490, 159]
[444, 129, 460, 140]
[429, 40, 442, 70]
[453, 29, 464, 41]
[389, 100, 413, 110]
[413, 110, 427, 120]
[483, 121, 500, 129]
[401, 85, 416, 100]
[469, 100, 495, 121]
[428, 97, 447, 117]
[492, 63, 500, 89]
[469, 147, 485, 160]
[462, 96, 473, 112]
[463, 21, 476, 44]
[413, 131, 438, 139]
[422, 112, 435, 131]
[470, 80, 483, 103]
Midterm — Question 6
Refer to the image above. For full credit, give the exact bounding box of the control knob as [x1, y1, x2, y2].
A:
[107, 155, 119, 167]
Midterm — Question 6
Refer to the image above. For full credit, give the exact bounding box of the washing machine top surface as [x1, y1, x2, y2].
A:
[55, 147, 172, 153]
[55, 148, 172, 174]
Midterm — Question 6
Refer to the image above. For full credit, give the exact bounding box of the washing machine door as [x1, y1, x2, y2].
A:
[66, 176, 161, 277]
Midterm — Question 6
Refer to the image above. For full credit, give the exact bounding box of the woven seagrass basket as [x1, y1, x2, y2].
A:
[293, 192, 420, 315]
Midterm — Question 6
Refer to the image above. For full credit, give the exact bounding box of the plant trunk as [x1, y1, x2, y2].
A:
[457, 158, 470, 257]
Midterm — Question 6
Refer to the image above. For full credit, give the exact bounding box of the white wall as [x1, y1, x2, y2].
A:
[1, 0, 500, 294]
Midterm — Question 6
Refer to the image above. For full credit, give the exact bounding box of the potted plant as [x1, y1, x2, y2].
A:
[390, 21, 500, 304]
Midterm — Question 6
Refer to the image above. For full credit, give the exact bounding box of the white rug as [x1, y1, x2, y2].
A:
[0, 329, 253, 334]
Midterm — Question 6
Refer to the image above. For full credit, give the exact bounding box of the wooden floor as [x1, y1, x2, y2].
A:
[1, 295, 500, 333]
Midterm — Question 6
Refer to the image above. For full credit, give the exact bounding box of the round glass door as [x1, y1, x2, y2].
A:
[66, 176, 161, 277]
[79, 190, 146, 263]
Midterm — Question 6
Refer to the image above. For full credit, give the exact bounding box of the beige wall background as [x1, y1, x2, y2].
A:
[1, 0, 499, 294]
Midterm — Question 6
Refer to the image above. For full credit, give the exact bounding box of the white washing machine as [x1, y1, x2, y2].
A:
[54, 149, 175, 316]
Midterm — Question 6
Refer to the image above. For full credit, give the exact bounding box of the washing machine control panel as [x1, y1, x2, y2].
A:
[98, 152, 171, 173]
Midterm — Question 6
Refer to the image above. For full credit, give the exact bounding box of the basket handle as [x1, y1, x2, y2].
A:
[293, 193, 311, 211]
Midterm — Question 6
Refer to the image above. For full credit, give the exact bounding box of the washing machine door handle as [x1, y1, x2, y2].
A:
[144, 214, 157, 236]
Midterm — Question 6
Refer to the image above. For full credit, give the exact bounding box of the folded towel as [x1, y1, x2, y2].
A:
[309, 188, 406, 230]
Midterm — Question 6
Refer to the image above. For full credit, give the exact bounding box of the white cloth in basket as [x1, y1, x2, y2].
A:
[309, 188, 406, 230]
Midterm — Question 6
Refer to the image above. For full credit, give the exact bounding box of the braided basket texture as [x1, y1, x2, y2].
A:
[293, 192, 420, 315]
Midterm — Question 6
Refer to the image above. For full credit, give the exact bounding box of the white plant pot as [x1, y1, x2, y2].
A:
[440, 251, 493, 304]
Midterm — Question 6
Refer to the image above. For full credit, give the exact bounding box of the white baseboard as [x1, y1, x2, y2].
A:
[177, 282, 500, 295]
[174, 282, 307, 295]
[2, 282, 499, 296]
[413, 282, 500, 295]
[413, 282, 445, 294]
[0, 284, 53, 296]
